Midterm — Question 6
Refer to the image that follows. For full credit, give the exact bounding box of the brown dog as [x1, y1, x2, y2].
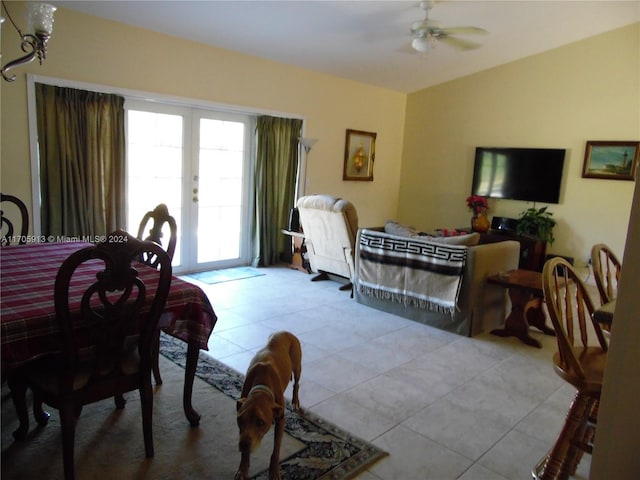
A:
[235, 331, 302, 480]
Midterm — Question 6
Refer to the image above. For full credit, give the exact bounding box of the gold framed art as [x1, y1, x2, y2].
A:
[582, 141, 639, 181]
[343, 129, 376, 181]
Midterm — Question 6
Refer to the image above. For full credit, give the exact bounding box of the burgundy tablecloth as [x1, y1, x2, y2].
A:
[1, 241, 217, 373]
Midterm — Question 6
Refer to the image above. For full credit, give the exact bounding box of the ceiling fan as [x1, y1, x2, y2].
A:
[410, 1, 487, 54]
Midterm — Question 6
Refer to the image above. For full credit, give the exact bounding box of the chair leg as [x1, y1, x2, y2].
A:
[532, 451, 549, 480]
[140, 381, 155, 458]
[114, 394, 126, 409]
[539, 391, 592, 480]
[152, 333, 163, 385]
[33, 394, 51, 426]
[59, 403, 77, 480]
[562, 398, 593, 477]
[8, 376, 30, 440]
[565, 397, 598, 476]
[311, 271, 329, 282]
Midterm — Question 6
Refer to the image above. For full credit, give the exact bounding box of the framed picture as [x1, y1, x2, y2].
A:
[343, 129, 376, 181]
[582, 141, 639, 180]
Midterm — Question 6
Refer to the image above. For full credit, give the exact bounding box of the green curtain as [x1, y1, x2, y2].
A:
[35, 83, 125, 238]
[253, 116, 303, 266]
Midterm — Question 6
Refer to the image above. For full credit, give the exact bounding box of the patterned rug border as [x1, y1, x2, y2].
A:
[159, 334, 388, 480]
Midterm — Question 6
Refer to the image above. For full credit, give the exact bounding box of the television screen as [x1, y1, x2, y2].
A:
[471, 147, 565, 204]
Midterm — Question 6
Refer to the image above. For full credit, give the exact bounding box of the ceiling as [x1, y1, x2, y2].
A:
[52, 0, 640, 93]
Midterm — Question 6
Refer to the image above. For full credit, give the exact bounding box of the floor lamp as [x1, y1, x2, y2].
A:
[297, 137, 317, 199]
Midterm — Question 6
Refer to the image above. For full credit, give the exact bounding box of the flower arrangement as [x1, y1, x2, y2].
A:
[466, 195, 489, 215]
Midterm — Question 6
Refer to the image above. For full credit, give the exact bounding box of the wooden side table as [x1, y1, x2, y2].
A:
[487, 269, 555, 348]
[281, 229, 310, 273]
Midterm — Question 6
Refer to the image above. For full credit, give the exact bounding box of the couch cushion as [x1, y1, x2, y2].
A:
[384, 220, 419, 237]
[384, 221, 480, 246]
[431, 233, 480, 247]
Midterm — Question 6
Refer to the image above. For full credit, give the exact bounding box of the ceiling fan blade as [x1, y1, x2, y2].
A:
[439, 35, 482, 50]
[441, 26, 488, 36]
[410, 18, 442, 33]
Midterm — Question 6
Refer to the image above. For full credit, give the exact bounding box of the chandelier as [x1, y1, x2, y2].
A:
[1, 1, 56, 82]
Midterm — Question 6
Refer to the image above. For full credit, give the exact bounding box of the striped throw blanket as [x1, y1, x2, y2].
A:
[357, 229, 467, 314]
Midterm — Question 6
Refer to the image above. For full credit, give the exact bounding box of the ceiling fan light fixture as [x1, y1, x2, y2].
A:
[408, 1, 486, 56]
[411, 37, 430, 53]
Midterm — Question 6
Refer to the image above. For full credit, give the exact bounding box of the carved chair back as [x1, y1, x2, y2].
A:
[1, 193, 29, 246]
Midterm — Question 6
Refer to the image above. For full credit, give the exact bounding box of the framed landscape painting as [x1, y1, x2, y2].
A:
[582, 141, 639, 180]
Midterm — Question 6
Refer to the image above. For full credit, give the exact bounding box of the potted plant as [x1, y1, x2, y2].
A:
[466, 195, 490, 232]
[516, 206, 556, 244]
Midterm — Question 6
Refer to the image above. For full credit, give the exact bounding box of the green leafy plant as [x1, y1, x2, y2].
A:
[516, 206, 556, 244]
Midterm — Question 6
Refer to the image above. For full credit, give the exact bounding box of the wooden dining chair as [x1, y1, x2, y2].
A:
[137, 203, 177, 266]
[533, 257, 608, 480]
[136, 203, 177, 385]
[1, 193, 29, 246]
[590, 243, 621, 306]
[9, 230, 172, 480]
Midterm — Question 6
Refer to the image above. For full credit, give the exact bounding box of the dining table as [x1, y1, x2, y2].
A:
[0, 240, 218, 427]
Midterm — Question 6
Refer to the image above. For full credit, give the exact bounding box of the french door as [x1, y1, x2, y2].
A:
[126, 101, 253, 274]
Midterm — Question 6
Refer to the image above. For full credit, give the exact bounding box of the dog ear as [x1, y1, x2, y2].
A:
[236, 398, 246, 412]
[272, 402, 284, 420]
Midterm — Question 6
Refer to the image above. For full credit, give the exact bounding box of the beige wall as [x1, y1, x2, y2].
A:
[0, 3, 406, 230]
[401, 23, 640, 266]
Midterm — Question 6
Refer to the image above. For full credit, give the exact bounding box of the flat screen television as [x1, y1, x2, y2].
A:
[471, 147, 565, 204]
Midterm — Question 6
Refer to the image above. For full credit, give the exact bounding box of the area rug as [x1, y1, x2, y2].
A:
[159, 333, 388, 479]
[186, 266, 265, 285]
[1, 335, 387, 480]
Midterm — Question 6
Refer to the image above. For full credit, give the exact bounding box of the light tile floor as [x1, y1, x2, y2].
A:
[185, 266, 592, 480]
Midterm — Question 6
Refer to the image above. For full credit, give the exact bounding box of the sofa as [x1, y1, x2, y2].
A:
[353, 224, 520, 336]
[296, 194, 358, 288]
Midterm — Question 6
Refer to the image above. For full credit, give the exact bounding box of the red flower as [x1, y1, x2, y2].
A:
[466, 195, 489, 214]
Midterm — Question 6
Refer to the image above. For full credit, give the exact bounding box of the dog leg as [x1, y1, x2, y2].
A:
[269, 416, 285, 480]
[235, 452, 250, 480]
[292, 366, 301, 411]
[290, 338, 302, 412]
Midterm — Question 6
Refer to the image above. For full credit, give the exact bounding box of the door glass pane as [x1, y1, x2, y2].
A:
[197, 118, 245, 263]
[126, 110, 183, 266]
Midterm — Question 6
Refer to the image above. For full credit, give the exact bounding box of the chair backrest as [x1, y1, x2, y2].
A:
[590, 243, 621, 305]
[1, 193, 29, 246]
[296, 194, 358, 280]
[54, 230, 172, 392]
[136, 203, 177, 267]
[542, 257, 608, 380]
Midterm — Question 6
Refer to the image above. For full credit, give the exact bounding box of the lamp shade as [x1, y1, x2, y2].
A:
[299, 137, 318, 153]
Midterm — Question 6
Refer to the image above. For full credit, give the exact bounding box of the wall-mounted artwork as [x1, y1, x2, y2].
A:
[343, 129, 376, 181]
[582, 141, 639, 180]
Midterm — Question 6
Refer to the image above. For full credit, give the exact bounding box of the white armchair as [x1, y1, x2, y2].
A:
[296, 194, 358, 290]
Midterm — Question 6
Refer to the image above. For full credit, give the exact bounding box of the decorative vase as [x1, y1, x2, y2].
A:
[471, 211, 490, 233]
